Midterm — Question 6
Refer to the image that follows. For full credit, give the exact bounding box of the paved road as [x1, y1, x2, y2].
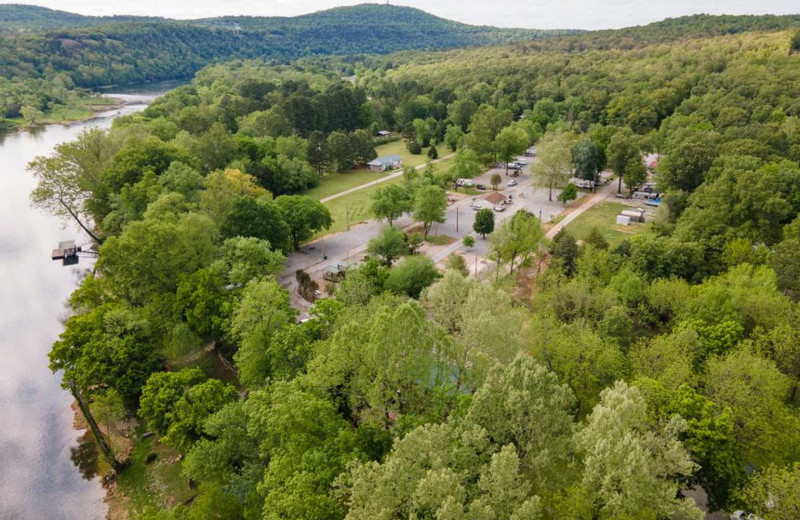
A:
[281, 158, 571, 315]
[319, 152, 455, 203]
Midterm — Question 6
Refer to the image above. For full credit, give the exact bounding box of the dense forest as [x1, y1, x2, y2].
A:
[0, 4, 569, 86]
[0, 4, 574, 128]
[27, 11, 800, 520]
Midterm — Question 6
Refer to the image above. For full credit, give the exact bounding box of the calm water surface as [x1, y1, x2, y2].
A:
[0, 81, 176, 520]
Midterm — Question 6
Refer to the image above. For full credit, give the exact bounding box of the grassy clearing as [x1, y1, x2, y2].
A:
[313, 176, 405, 238]
[42, 105, 95, 123]
[114, 430, 194, 515]
[304, 169, 388, 200]
[565, 201, 652, 247]
[302, 143, 449, 202]
[308, 155, 456, 240]
[375, 140, 433, 168]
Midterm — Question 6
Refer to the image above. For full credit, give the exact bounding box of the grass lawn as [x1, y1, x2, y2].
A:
[305, 153, 456, 241]
[42, 105, 95, 123]
[374, 139, 434, 168]
[565, 201, 652, 247]
[426, 235, 456, 246]
[114, 431, 194, 515]
[302, 143, 450, 202]
[304, 168, 389, 200]
[312, 176, 405, 238]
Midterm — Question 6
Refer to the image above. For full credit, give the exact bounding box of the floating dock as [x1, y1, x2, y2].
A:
[51, 240, 83, 265]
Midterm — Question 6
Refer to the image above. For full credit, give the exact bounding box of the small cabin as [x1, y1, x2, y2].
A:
[367, 154, 402, 172]
[377, 130, 392, 137]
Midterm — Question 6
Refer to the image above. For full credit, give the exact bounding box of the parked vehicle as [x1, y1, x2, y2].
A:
[508, 179, 518, 187]
[475, 184, 486, 190]
[494, 205, 506, 212]
[570, 177, 595, 189]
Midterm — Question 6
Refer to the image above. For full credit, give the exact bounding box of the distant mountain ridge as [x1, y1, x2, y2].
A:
[0, 3, 566, 34]
[0, 4, 161, 31]
[0, 4, 576, 88]
[2, 3, 800, 92]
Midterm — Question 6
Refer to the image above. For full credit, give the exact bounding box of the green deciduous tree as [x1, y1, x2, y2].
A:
[162, 379, 238, 452]
[572, 137, 605, 187]
[623, 156, 647, 195]
[50, 304, 163, 407]
[274, 195, 332, 250]
[307, 130, 328, 177]
[495, 125, 530, 174]
[705, 347, 800, 467]
[220, 196, 291, 253]
[739, 463, 800, 520]
[490, 172, 502, 190]
[327, 131, 355, 172]
[658, 134, 717, 192]
[489, 210, 544, 274]
[29, 128, 119, 243]
[385, 256, 441, 299]
[557, 183, 577, 204]
[532, 130, 575, 201]
[139, 368, 206, 434]
[232, 278, 296, 388]
[413, 184, 447, 237]
[474, 208, 495, 238]
[371, 184, 412, 226]
[575, 381, 702, 520]
[444, 125, 464, 151]
[466, 355, 576, 488]
[98, 212, 217, 305]
[607, 128, 640, 194]
[368, 226, 409, 266]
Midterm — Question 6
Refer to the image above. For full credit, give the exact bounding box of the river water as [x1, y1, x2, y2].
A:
[0, 82, 176, 520]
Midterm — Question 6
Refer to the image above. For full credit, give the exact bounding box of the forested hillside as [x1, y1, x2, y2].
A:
[0, 4, 568, 87]
[0, 4, 159, 31]
[26, 13, 800, 520]
[0, 4, 572, 128]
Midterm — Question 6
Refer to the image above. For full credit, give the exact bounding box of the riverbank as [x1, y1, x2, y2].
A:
[1, 95, 126, 133]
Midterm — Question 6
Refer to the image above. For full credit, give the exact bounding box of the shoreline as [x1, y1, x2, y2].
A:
[2, 96, 129, 136]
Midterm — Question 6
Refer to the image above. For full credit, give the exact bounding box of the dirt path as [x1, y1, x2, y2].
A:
[319, 152, 455, 203]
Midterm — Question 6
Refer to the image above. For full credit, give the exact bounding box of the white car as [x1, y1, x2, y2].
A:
[494, 205, 506, 212]
[507, 179, 518, 187]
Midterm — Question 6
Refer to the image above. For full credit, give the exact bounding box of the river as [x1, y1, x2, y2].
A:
[0, 81, 178, 520]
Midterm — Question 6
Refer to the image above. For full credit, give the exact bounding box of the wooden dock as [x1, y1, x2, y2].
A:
[51, 240, 83, 265]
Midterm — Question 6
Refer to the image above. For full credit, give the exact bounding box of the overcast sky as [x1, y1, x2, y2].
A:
[4, 0, 800, 30]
